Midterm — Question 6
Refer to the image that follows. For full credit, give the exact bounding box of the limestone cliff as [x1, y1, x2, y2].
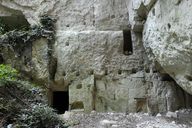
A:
[0, 0, 192, 114]
[143, 0, 192, 95]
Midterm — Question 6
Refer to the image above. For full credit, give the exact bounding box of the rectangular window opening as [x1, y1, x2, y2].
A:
[123, 30, 133, 55]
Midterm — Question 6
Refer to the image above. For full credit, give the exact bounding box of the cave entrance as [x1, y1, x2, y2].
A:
[52, 91, 69, 114]
[0, 14, 30, 33]
[0, 54, 4, 64]
[123, 30, 133, 55]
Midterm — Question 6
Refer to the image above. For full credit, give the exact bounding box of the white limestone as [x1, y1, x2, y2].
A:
[143, 0, 192, 94]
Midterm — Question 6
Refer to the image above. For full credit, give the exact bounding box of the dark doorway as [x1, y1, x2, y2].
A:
[52, 91, 69, 114]
[0, 54, 4, 64]
[123, 30, 133, 55]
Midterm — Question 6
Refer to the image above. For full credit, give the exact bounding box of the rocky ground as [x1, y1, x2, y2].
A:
[62, 110, 192, 128]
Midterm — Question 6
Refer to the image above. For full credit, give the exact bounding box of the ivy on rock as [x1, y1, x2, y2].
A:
[0, 15, 55, 57]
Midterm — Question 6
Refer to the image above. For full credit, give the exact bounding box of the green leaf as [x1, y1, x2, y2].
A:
[0, 64, 18, 82]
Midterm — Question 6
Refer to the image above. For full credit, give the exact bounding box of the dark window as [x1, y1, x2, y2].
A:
[123, 30, 133, 55]
[52, 91, 69, 114]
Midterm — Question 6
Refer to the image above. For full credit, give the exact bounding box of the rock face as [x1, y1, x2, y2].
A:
[143, 0, 192, 95]
[0, 0, 192, 113]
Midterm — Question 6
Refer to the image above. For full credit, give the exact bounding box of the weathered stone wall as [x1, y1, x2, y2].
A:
[0, 0, 192, 113]
[0, 36, 49, 84]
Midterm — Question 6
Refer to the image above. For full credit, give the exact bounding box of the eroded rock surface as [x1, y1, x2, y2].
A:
[143, 0, 192, 94]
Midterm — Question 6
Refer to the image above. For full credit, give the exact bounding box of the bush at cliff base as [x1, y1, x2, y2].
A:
[0, 64, 67, 128]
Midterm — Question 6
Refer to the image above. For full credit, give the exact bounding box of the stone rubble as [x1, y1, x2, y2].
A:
[63, 109, 192, 128]
[0, 0, 192, 114]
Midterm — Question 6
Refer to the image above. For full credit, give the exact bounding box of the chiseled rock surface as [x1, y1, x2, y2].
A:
[128, 0, 157, 32]
[0, 0, 130, 31]
[143, 0, 192, 94]
[31, 38, 49, 84]
[55, 31, 146, 112]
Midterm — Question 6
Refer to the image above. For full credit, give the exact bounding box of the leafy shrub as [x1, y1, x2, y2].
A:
[0, 64, 18, 82]
[17, 104, 66, 128]
[0, 19, 6, 35]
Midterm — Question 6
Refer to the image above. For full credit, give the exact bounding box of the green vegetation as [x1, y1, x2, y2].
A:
[17, 104, 66, 128]
[0, 64, 18, 82]
[0, 16, 64, 127]
[0, 19, 5, 34]
[0, 65, 66, 127]
[0, 81, 66, 127]
[0, 15, 55, 57]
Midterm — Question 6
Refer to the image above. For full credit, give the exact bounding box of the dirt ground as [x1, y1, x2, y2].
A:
[62, 109, 192, 128]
